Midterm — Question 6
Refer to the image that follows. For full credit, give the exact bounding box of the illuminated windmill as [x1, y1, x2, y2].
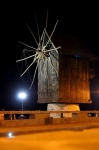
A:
[16, 12, 98, 117]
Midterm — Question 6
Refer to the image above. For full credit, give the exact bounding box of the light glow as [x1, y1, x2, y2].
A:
[18, 92, 27, 99]
[8, 132, 14, 138]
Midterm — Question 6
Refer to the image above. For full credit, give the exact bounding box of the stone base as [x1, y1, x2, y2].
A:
[47, 103, 80, 118]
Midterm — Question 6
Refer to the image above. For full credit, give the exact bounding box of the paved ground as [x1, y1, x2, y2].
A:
[0, 122, 99, 136]
[0, 123, 99, 150]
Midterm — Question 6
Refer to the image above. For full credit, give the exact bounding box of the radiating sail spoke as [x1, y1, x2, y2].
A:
[16, 54, 36, 62]
[40, 29, 46, 51]
[20, 54, 38, 77]
[45, 9, 48, 30]
[18, 41, 37, 51]
[44, 46, 61, 52]
[44, 30, 59, 53]
[23, 49, 37, 53]
[16, 12, 60, 89]
[44, 20, 58, 50]
[26, 23, 39, 46]
[35, 13, 40, 44]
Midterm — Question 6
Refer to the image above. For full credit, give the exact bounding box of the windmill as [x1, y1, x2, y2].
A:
[16, 11, 98, 118]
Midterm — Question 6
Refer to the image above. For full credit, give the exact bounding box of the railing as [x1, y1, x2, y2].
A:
[0, 110, 99, 127]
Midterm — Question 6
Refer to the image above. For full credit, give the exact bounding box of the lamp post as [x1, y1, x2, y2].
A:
[18, 92, 27, 111]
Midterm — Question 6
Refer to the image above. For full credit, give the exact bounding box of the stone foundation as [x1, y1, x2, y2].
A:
[47, 103, 80, 118]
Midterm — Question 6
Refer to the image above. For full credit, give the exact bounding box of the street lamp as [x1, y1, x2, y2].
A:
[18, 92, 27, 111]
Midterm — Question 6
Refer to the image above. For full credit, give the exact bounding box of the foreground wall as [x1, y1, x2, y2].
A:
[0, 111, 99, 127]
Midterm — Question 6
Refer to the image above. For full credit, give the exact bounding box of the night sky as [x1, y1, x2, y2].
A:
[0, 1, 99, 110]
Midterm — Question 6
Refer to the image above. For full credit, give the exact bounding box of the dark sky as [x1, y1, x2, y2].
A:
[0, 1, 99, 110]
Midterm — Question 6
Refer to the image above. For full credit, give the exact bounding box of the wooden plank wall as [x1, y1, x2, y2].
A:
[37, 50, 59, 103]
[59, 55, 90, 103]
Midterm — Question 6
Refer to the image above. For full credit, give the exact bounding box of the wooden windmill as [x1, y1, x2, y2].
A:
[16, 13, 98, 117]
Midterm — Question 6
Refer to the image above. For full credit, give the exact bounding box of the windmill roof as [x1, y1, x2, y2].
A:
[53, 34, 99, 60]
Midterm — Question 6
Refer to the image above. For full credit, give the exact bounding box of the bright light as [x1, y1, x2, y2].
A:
[18, 92, 27, 99]
[8, 132, 14, 138]
[17, 91, 27, 111]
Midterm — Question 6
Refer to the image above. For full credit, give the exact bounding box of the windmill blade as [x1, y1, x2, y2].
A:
[26, 23, 39, 46]
[44, 46, 61, 52]
[43, 20, 59, 50]
[34, 13, 40, 44]
[16, 54, 36, 62]
[45, 9, 49, 30]
[23, 48, 36, 52]
[20, 54, 38, 77]
[39, 29, 47, 51]
[44, 30, 59, 53]
[18, 41, 37, 51]
[20, 51, 33, 83]
[49, 20, 58, 40]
